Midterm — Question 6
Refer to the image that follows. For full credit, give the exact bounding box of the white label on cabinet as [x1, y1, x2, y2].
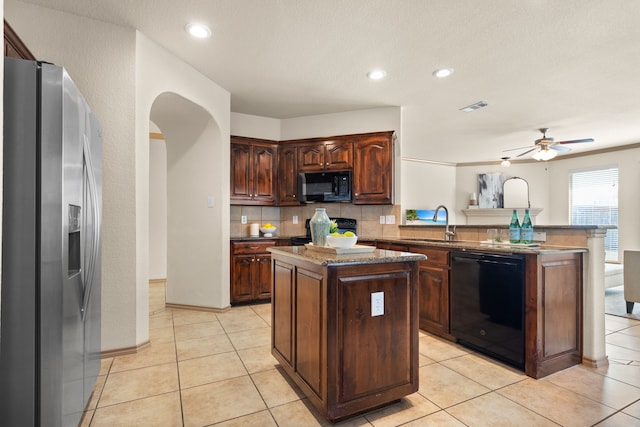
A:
[371, 292, 384, 316]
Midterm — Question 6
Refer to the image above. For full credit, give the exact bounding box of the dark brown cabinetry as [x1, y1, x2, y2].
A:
[409, 246, 452, 340]
[524, 252, 583, 378]
[352, 131, 394, 204]
[376, 240, 582, 378]
[230, 241, 275, 304]
[4, 20, 35, 60]
[277, 144, 299, 205]
[270, 251, 419, 422]
[296, 139, 352, 172]
[230, 136, 277, 205]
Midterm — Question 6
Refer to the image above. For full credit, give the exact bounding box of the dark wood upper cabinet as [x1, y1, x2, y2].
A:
[297, 139, 352, 172]
[230, 136, 277, 205]
[4, 20, 35, 60]
[277, 144, 299, 205]
[352, 131, 394, 205]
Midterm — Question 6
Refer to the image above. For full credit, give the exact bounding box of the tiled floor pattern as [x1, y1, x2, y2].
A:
[81, 284, 640, 426]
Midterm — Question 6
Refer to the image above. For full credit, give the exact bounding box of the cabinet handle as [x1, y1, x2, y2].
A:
[249, 246, 259, 249]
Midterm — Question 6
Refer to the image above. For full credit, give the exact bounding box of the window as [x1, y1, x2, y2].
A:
[570, 167, 618, 261]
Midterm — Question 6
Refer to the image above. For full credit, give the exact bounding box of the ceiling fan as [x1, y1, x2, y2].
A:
[504, 128, 594, 161]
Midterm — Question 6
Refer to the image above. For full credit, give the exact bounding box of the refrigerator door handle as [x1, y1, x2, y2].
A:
[81, 134, 100, 320]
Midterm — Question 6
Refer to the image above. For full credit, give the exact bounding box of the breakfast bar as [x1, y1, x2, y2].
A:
[268, 246, 426, 422]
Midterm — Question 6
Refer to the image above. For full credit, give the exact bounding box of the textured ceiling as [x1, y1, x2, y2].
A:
[15, 0, 640, 163]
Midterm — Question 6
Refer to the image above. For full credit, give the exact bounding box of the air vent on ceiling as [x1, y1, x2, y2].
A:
[459, 101, 488, 112]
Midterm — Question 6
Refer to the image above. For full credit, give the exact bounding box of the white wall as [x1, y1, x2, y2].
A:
[455, 161, 553, 224]
[400, 159, 457, 222]
[6, 2, 231, 351]
[136, 34, 231, 312]
[148, 122, 166, 280]
[6, 0, 140, 351]
[230, 112, 280, 141]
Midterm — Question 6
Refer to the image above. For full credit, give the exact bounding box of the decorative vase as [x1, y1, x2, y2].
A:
[310, 208, 331, 247]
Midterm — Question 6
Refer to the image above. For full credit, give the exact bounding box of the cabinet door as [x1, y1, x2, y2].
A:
[230, 143, 253, 203]
[278, 145, 299, 205]
[352, 132, 393, 204]
[417, 264, 450, 335]
[273, 260, 294, 366]
[252, 145, 277, 204]
[295, 268, 324, 397]
[324, 141, 353, 170]
[254, 254, 273, 300]
[231, 255, 255, 303]
[297, 143, 325, 171]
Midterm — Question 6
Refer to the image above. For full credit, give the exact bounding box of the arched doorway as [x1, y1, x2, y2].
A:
[148, 92, 228, 310]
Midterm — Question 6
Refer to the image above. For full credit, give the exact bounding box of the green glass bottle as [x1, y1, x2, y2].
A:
[509, 209, 521, 244]
[520, 209, 533, 244]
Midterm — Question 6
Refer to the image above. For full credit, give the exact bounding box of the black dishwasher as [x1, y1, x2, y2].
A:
[451, 251, 525, 370]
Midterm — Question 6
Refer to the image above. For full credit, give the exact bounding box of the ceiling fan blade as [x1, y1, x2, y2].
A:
[555, 138, 594, 144]
[550, 145, 571, 153]
[503, 145, 533, 152]
[517, 147, 537, 157]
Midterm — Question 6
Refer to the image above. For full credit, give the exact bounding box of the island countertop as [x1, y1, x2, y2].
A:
[267, 245, 427, 266]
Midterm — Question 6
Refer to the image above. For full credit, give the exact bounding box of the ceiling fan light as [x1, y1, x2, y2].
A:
[500, 157, 511, 167]
[532, 148, 557, 161]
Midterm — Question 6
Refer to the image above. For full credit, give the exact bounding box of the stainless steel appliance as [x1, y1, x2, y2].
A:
[290, 217, 357, 246]
[450, 251, 525, 370]
[298, 171, 351, 203]
[1, 58, 102, 426]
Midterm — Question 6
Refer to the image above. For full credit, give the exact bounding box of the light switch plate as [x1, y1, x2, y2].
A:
[207, 196, 214, 208]
[371, 292, 384, 316]
[241, 215, 247, 224]
[385, 215, 395, 224]
[379, 216, 386, 224]
[293, 215, 298, 224]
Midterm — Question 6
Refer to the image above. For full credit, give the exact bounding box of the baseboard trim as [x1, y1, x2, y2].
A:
[149, 278, 167, 285]
[166, 302, 231, 313]
[102, 340, 151, 359]
[582, 355, 609, 368]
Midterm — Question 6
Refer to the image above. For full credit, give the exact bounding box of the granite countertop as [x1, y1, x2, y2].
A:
[376, 237, 587, 255]
[268, 246, 426, 266]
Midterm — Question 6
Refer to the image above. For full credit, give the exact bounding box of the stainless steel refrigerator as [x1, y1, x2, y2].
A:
[1, 57, 102, 427]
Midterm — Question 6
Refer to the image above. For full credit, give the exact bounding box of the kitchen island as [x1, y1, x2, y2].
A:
[268, 246, 426, 422]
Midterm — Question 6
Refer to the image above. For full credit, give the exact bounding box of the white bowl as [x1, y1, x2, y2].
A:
[326, 235, 358, 248]
[260, 227, 277, 237]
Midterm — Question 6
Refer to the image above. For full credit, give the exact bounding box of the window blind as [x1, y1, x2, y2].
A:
[570, 167, 618, 261]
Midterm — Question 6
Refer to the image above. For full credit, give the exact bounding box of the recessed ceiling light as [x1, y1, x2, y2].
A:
[367, 70, 386, 80]
[185, 23, 212, 39]
[432, 68, 454, 78]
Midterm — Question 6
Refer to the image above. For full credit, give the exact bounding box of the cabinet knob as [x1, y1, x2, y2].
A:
[293, 194, 296, 198]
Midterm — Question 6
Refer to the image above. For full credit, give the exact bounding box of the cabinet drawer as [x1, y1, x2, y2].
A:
[232, 241, 276, 254]
[408, 246, 450, 267]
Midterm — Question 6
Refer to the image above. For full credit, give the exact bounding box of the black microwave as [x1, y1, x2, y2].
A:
[298, 171, 351, 203]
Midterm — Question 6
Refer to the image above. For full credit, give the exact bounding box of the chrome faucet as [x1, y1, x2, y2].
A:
[433, 205, 456, 241]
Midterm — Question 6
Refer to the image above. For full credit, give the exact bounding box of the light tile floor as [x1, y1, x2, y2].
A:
[81, 284, 640, 426]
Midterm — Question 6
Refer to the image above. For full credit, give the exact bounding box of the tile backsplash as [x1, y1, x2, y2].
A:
[230, 204, 402, 239]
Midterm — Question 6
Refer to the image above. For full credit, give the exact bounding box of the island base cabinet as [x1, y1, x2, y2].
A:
[525, 252, 583, 378]
[271, 256, 419, 422]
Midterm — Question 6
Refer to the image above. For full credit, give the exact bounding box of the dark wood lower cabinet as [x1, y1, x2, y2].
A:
[408, 246, 453, 340]
[377, 241, 583, 378]
[270, 252, 419, 422]
[230, 240, 275, 304]
[525, 252, 583, 378]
